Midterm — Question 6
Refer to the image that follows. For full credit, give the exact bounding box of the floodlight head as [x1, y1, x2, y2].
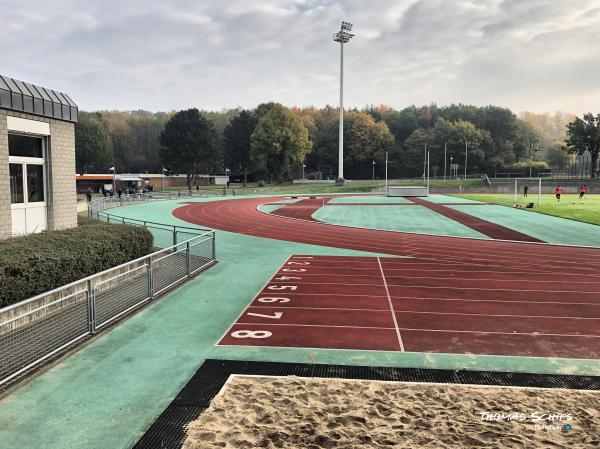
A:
[334, 21, 355, 43]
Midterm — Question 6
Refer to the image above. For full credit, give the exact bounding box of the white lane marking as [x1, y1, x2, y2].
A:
[378, 257, 405, 351]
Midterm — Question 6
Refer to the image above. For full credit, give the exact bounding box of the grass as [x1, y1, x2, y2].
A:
[451, 193, 600, 226]
[164, 179, 488, 195]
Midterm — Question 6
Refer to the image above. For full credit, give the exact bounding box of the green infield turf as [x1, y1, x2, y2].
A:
[312, 204, 488, 238]
[327, 195, 413, 204]
[451, 193, 600, 226]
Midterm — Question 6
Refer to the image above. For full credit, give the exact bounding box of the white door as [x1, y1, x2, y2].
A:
[9, 134, 47, 236]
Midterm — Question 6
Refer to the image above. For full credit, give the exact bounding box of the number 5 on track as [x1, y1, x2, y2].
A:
[268, 285, 297, 291]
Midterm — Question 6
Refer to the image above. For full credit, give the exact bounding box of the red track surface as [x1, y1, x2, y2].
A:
[271, 197, 332, 221]
[174, 197, 600, 359]
[407, 196, 543, 242]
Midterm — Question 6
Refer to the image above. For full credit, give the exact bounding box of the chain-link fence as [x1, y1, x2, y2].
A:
[88, 192, 218, 249]
[1, 192, 219, 387]
[0, 231, 215, 387]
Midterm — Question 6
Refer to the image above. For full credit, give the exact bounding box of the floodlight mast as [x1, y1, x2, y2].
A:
[333, 21, 354, 183]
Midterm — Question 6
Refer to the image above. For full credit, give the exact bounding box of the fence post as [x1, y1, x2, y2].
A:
[148, 257, 154, 300]
[87, 279, 96, 335]
[172, 230, 177, 248]
[186, 241, 191, 277]
[211, 231, 216, 260]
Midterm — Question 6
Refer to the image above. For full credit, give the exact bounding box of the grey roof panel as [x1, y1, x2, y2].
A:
[23, 82, 43, 99]
[0, 74, 78, 122]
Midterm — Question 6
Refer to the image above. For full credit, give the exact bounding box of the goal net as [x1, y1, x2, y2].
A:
[513, 178, 542, 206]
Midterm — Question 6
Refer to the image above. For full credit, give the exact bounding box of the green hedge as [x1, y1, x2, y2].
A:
[0, 222, 153, 308]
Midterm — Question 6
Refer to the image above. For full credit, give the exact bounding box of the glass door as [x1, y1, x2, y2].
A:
[8, 134, 47, 235]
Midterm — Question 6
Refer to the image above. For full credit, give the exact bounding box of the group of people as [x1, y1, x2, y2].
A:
[85, 184, 154, 203]
[521, 184, 588, 203]
[553, 185, 587, 202]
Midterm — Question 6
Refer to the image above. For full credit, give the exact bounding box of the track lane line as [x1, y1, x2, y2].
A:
[378, 257, 405, 351]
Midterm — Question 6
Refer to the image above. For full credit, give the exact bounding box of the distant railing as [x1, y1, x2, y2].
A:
[0, 192, 219, 388]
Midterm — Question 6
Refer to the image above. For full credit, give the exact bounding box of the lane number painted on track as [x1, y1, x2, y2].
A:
[274, 276, 301, 281]
[287, 262, 311, 265]
[282, 268, 307, 272]
[231, 330, 272, 339]
[257, 297, 290, 303]
[247, 312, 283, 319]
[267, 285, 298, 291]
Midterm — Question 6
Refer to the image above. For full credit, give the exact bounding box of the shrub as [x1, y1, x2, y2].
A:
[0, 222, 153, 308]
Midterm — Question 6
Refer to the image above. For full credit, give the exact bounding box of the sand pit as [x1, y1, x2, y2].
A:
[183, 375, 600, 449]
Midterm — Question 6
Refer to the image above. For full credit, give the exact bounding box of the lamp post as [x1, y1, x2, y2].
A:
[108, 165, 116, 195]
[444, 142, 447, 180]
[450, 156, 453, 179]
[385, 152, 388, 192]
[423, 142, 428, 179]
[333, 21, 354, 184]
[372, 160, 376, 181]
[302, 164, 306, 184]
[464, 138, 469, 180]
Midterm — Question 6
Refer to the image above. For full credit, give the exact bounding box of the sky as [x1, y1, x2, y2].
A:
[1, 0, 599, 115]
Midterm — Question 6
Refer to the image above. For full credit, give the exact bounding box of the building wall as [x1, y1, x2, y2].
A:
[0, 113, 9, 239]
[0, 109, 77, 239]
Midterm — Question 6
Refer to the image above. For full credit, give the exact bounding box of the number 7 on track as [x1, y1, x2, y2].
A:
[247, 312, 283, 319]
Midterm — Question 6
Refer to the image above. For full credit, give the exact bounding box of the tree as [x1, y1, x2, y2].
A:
[75, 112, 114, 173]
[565, 113, 600, 178]
[402, 128, 435, 177]
[159, 109, 217, 190]
[223, 110, 257, 186]
[250, 104, 311, 182]
[342, 111, 395, 179]
[546, 141, 570, 172]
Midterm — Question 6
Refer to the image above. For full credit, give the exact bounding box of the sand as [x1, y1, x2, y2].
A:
[183, 376, 600, 449]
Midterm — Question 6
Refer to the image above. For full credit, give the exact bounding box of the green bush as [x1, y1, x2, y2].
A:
[0, 222, 153, 308]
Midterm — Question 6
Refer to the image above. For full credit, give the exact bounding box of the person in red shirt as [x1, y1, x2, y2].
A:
[555, 185, 563, 202]
[579, 184, 587, 200]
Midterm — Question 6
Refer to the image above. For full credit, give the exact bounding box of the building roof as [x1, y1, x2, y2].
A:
[0, 75, 78, 123]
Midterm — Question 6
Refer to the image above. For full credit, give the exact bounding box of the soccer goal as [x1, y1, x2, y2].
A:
[514, 178, 542, 206]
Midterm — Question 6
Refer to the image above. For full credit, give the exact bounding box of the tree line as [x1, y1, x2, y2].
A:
[75, 103, 600, 184]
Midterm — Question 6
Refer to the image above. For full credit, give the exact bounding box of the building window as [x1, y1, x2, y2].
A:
[8, 134, 43, 158]
[9, 163, 24, 204]
[27, 165, 45, 202]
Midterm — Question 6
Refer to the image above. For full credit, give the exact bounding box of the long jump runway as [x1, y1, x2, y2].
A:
[173, 197, 600, 359]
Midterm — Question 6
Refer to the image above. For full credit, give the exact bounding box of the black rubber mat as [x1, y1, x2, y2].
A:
[133, 359, 600, 449]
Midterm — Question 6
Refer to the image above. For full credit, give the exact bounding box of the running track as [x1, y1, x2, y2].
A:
[173, 196, 600, 359]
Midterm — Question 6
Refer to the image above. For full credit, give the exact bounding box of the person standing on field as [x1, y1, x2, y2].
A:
[555, 185, 563, 202]
[579, 184, 587, 200]
[523, 185, 528, 197]
[85, 187, 93, 203]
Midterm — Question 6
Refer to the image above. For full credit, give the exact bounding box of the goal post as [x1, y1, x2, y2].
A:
[514, 178, 542, 206]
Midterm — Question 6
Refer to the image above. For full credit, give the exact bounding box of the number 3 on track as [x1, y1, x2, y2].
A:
[231, 330, 272, 339]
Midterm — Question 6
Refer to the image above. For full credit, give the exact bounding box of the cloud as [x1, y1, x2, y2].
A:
[1, 0, 598, 114]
